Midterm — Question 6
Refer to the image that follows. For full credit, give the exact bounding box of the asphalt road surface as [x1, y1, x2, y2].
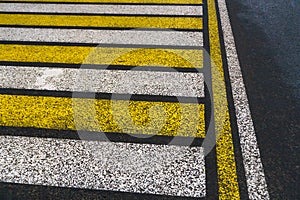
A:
[226, 0, 299, 199]
[0, 0, 299, 199]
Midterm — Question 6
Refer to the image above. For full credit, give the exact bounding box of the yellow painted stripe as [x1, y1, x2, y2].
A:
[216, 111, 240, 199]
[0, 14, 202, 30]
[208, 0, 240, 199]
[0, 94, 205, 138]
[0, 0, 203, 4]
[0, 44, 203, 68]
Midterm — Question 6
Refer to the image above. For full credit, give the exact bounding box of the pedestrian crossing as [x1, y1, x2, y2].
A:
[0, 44, 203, 67]
[0, 13, 202, 30]
[0, 66, 204, 97]
[0, 136, 206, 197]
[0, 0, 202, 4]
[0, 0, 269, 199]
[0, 94, 205, 137]
[0, 28, 203, 46]
[0, 0, 208, 198]
[0, 3, 203, 15]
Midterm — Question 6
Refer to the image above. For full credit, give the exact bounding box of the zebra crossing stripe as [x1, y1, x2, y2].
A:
[0, 0, 203, 4]
[0, 3, 203, 16]
[0, 44, 203, 68]
[0, 66, 204, 97]
[0, 28, 203, 46]
[0, 135, 206, 197]
[0, 13, 202, 30]
[0, 94, 206, 138]
[0, 0, 235, 198]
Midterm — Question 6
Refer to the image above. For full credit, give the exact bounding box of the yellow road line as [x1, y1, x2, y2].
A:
[0, 94, 205, 138]
[0, 44, 203, 68]
[208, 0, 240, 199]
[0, 14, 202, 30]
[0, 0, 203, 4]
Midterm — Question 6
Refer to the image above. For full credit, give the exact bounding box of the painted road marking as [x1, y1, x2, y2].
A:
[0, 94, 206, 137]
[0, 0, 203, 4]
[0, 66, 204, 97]
[0, 14, 202, 30]
[207, 0, 239, 198]
[0, 3, 203, 16]
[0, 28, 203, 46]
[0, 135, 205, 197]
[0, 44, 203, 68]
[0, 0, 270, 199]
[217, 0, 269, 198]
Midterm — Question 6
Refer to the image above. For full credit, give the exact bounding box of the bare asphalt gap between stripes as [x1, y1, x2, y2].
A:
[0, 0, 272, 199]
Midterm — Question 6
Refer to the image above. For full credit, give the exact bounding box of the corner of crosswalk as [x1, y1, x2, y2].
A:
[0, 0, 270, 199]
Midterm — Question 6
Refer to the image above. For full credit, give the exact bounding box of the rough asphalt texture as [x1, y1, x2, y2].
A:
[226, 0, 299, 199]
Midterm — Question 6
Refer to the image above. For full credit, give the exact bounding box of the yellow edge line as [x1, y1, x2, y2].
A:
[0, 0, 203, 4]
[0, 14, 202, 30]
[0, 44, 203, 68]
[208, 0, 240, 199]
[0, 94, 205, 138]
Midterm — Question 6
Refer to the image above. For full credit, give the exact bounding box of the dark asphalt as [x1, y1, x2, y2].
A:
[226, 0, 300, 199]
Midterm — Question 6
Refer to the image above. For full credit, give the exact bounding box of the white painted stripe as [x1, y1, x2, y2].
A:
[217, 0, 270, 199]
[0, 3, 202, 16]
[0, 136, 206, 197]
[0, 66, 204, 97]
[0, 28, 203, 46]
